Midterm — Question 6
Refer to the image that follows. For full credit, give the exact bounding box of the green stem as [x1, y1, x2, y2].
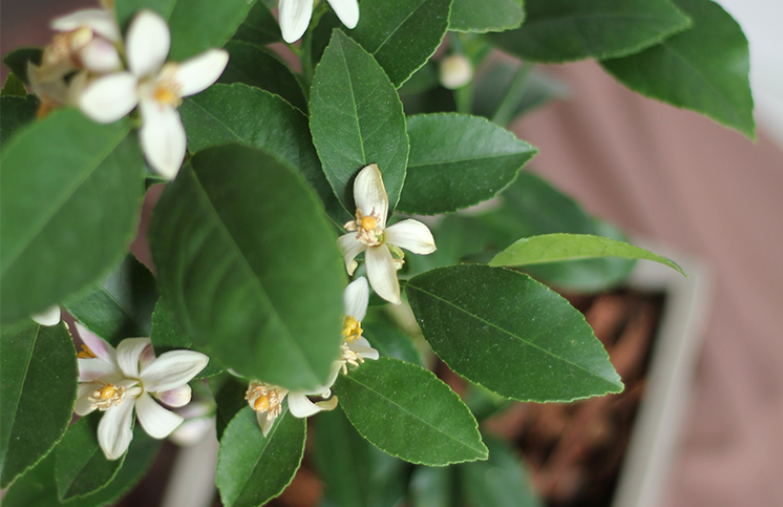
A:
[491, 64, 532, 126]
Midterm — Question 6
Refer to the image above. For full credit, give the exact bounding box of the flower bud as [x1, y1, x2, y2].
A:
[439, 54, 473, 90]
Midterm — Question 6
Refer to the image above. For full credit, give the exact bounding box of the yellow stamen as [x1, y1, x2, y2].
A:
[342, 316, 363, 343]
[100, 385, 115, 400]
[254, 395, 270, 412]
[361, 215, 377, 231]
[88, 382, 125, 410]
[77, 344, 96, 359]
[153, 84, 181, 107]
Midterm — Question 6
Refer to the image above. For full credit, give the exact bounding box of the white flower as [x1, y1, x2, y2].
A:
[245, 380, 338, 436]
[73, 323, 209, 460]
[78, 10, 229, 179]
[279, 0, 359, 43]
[439, 54, 473, 90]
[51, 8, 122, 73]
[30, 305, 62, 326]
[338, 276, 379, 373]
[338, 164, 437, 304]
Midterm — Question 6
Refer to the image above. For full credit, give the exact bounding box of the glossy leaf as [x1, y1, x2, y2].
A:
[350, 0, 453, 87]
[0, 95, 37, 147]
[2, 73, 27, 96]
[0, 322, 77, 488]
[209, 374, 249, 441]
[601, 0, 754, 138]
[333, 357, 488, 465]
[310, 31, 409, 212]
[2, 47, 42, 84]
[55, 413, 126, 500]
[218, 41, 308, 113]
[232, 0, 281, 46]
[490, 233, 685, 275]
[149, 146, 344, 390]
[66, 254, 158, 346]
[398, 113, 537, 215]
[363, 323, 423, 365]
[490, 0, 691, 62]
[216, 406, 306, 507]
[0, 111, 144, 324]
[405, 265, 624, 401]
[450, 0, 525, 33]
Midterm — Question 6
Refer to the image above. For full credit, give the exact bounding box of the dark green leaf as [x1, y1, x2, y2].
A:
[55, 413, 126, 500]
[3, 47, 42, 84]
[333, 357, 487, 465]
[398, 113, 537, 215]
[350, 0, 453, 87]
[362, 323, 422, 365]
[0, 322, 77, 487]
[0, 451, 58, 507]
[0, 95, 37, 148]
[209, 374, 249, 441]
[2, 73, 27, 96]
[0, 111, 144, 325]
[216, 406, 305, 507]
[490, 0, 691, 62]
[310, 31, 409, 212]
[66, 254, 158, 346]
[218, 41, 308, 113]
[450, 0, 525, 33]
[405, 265, 624, 401]
[409, 466, 456, 507]
[149, 146, 344, 390]
[232, 1, 281, 46]
[601, 0, 754, 138]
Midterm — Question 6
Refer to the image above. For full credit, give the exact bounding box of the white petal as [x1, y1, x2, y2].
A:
[353, 164, 388, 227]
[343, 276, 369, 321]
[139, 344, 156, 370]
[78, 358, 119, 382]
[79, 37, 122, 73]
[115, 338, 151, 378]
[337, 233, 367, 276]
[326, 0, 359, 29]
[31, 305, 60, 326]
[139, 349, 209, 393]
[135, 393, 184, 438]
[78, 72, 139, 123]
[175, 49, 229, 97]
[155, 384, 192, 408]
[74, 382, 100, 416]
[349, 337, 380, 360]
[258, 411, 275, 437]
[75, 322, 115, 365]
[139, 100, 187, 179]
[384, 219, 437, 255]
[97, 399, 135, 460]
[126, 10, 170, 77]
[279, 0, 314, 43]
[51, 9, 120, 42]
[365, 246, 401, 304]
[288, 392, 325, 418]
[314, 396, 339, 411]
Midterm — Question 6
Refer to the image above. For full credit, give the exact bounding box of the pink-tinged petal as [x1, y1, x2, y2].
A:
[139, 343, 156, 370]
[384, 219, 436, 255]
[138, 100, 187, 179]
[78, 358, 118, 382]
[74, 322, 115, 364]
[257, 410, 275, 437]
[78, 72, 139, 123]
[343, 276, 369, 321]
[139, 349, 209, 393]
[288, 392, 324, 418]
[74, 382, 100, 416]
[337, 233, 366, 276]
[175, 49, 229, 97]
[349, 337, 379, 360]
[326, 0, 359, 29]
[126, 10, 170, 77]
[155, 384, 192, 408]
[80, 37, 122, 73]
[279, 0, 314, 43]
[51, 8, 120, 42]
[97, 399, 135, 460]
[353, 164, 389, 227]
[31, 305, 60, 326]
[365, 246, 401, 304]
[135, 393, 183, 439]
[116, 338, 152, 378]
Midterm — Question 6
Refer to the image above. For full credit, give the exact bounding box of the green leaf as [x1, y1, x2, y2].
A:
[66, 254, 158, 346]
[310, 31, 409, 212]
[216, 406, 305, 507]
[0, 322, 77, 488]
[398, 113, 537, 215]
[302, 12, 341, 82]
[490, 0, 691, 62]
[179, 83, 339, 220]
[405, 265, 624, 401]
[210, 374, 249, 441]
[409, 466, 456, 507]
[460, 434, 544, 507]
[232, 0, 281, 46]
[489, 233, 685, 275]
[601, 0, 754, 138]
[0, 451, 58, 507]
[0, 111, 144, 325]
[0, 95, 37, 148]
[362, 323, 422, 365]
[149, 146, 344, 390]
[350, 0, 453, 87]
[2, 73, 27, 96]
[218, 41, 308, 113]
[333, 357, 487, 465]
[450, 0, 525, 33]
[55, 413, 126, 501]
[3, 47, 42, 84]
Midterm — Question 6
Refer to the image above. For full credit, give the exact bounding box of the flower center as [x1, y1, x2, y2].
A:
[88, 383, 126, 410]
[361, 215, 377, 231]
[152, 64, 183, 108]
[77, 344, 96, 359]
[339, 342, 365, 374]
[342, 316, 363, 343]
[245, 381, 284, 422]
[344, 209, 383, 247]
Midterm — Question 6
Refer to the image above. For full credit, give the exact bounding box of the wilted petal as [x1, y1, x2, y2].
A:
[51, 8, 120, 42]
[365, 246, 401, 304]
[75, 322, 115, 364]
[140, 349, 209, 393]
[78, 357, 119, 382]
[80, 37, 122, 73]
[126, 10, 170, 77]
[354, 164, 388, 227]
[136, 393, 184, 438]
[315, 396, 339, 411]
[175, 49, 229, 97]
[116, 338, 152, 378]
[78, 72, 138, 123]
[343, 276, 369, 321]
[97, 399, 135, 460]
[279, 0, 314, 43]
[384, 219, 436, 254]
[155, 384, 192, 408]
[74, 382, 100, 416]
[337, 234, 366, 276]
[326, 0, 359, 29]
[288, 392, 326, 418]
[348, 337, 379, 360]
[139, 99, 187, 179]
[31, 305, 60, 326]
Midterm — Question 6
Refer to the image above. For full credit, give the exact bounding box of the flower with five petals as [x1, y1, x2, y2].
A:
[279, 0, 359, 43]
